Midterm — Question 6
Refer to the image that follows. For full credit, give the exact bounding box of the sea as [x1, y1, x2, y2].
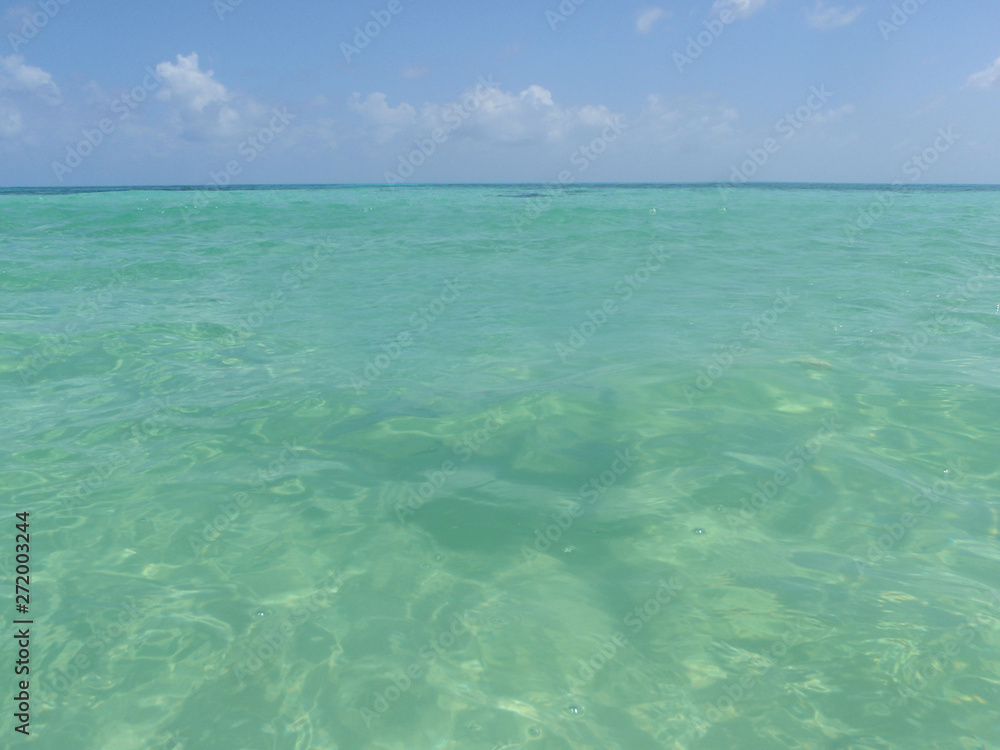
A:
[1, 184, 999, 750]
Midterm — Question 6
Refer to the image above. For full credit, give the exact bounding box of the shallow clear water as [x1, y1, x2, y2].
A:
[2, 184, 999, 749]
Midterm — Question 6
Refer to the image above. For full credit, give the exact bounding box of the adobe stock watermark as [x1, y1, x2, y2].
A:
[348, 279, 461, 390]
[341, 0, 404, 63]
[719, 86, 833, 198]
[521, 446, 638, 562]
[555, 247, 670, 362]
[682, 289, 799, 404]
[188, 441, 300, 552]
[213, 0, 245, 21]
[51, 66, 164, 181]
[394, 409, 506, 522]
[879, 0, 932, 41]
[219, 238, 337, 349]
[385, 76, 501, 183]
[360, 609, 476, 726]
[568, 577, 683, 689]
[546, 0, 589, 30]
[18, 269, 128, 384]
[511, 115, 628, 230]
[891, 586, 1000, 707]
[59, 397, 173, 510]
[887, 259, 999, 371]
[696, 619, 811, 729]
[7, 0, 72, 53]
[37, 597, 146, 702]
[673, 5, 739, 72]
[843, 127, 959, 244]
[233, 569, 347, 685]
[851, 467, 959, 575]
[181, 107, 296, 222]
[725, 417, 839, 530]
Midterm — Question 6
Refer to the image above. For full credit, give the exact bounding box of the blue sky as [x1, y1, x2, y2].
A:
[1, 0, 998, 186]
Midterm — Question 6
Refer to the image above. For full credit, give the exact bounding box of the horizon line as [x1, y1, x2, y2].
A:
[3, 181, 1000, 191]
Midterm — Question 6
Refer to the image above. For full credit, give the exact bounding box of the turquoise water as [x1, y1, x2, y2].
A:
[2, 184, 999, 749]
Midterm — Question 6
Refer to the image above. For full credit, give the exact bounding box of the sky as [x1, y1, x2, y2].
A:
[0, 0, 998, 186]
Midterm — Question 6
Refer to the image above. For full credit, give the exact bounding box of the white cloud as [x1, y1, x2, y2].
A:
[0, 54, 60, 103]
[0, 55, 59, 140]
[451, 84, 616, 144]
[806, 2, 863, 30]
[348, 92, 416, 142]
[711, 0, 769, 19]
[640, 94, 739, 144]
[519, 84, 554, 108]
[348, 91, 416, 123]
[156, 53, 228, 112]
[965, 57, 1000, 90]
[154, 52, 258, 140]
[636, 7, 666, 34]
[350, 83, 625, 148]
[812, 103, 855, 124]
[0, 100, 23, 138]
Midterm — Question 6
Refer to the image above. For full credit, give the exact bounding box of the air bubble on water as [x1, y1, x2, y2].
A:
[563, 546, 575, 553]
